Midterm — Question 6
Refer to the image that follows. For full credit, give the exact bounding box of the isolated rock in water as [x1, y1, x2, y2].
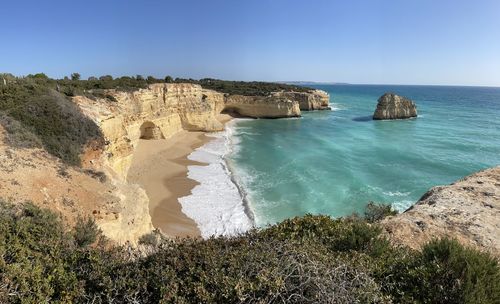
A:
[373, 93, 417, 120]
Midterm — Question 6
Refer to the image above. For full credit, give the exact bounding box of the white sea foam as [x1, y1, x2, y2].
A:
[178, 120, 254, 238]
[329, 103, 347, 111]
[383, 191, 411, 197]
[391, 200, 414, 212]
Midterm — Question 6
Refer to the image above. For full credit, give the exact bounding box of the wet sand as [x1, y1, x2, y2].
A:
[127, 114, 233, 238]
[127, 131, 209, 237]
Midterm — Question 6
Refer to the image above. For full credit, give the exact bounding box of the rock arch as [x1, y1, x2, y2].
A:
[139, 121, 165, 140]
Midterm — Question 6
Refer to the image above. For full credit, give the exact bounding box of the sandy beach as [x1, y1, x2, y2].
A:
[127, 114, 233, 238]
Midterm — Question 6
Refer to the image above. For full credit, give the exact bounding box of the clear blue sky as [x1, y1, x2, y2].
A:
[1, 0, 500, 86]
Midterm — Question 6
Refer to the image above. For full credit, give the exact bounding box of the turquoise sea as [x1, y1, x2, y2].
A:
[227, 85, 500, 227]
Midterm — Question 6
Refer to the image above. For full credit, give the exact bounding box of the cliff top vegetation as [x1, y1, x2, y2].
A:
[1, 200, 499, 303]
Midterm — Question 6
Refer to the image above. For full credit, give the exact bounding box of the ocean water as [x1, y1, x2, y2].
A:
[182, 85, 500, 235]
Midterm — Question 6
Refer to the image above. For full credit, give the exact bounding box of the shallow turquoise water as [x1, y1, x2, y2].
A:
[228, 85, 500, 227]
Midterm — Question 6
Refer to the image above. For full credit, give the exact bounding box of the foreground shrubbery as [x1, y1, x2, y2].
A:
[0, 200, 499, 303]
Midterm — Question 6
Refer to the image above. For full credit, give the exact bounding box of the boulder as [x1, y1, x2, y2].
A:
[373, 93, 417, 120]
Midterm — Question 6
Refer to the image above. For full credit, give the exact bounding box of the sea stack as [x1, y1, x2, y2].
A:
[373, 93, 417, 120]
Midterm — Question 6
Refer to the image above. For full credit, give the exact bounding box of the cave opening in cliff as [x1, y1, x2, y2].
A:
[139, 121, 165, 140]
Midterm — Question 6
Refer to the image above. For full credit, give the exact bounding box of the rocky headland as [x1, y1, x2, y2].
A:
[373, 93, 418, 120]
[382, 166, 500, 256]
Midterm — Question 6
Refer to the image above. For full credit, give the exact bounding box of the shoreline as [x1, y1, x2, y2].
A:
[126, 114, 253, 238]
[178, 116, 254, 238]
[127, 130, 209, 238]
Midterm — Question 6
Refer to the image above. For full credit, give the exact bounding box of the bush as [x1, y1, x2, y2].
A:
[364, 202, 398, 223]
[1, 201, 499, 303]
[138, 231, 160, 247]
[0, 201, 82, 303]
[0, 113, 41, 148]
[73, 216, 100, 247]
[417, 238, 500, 303]
[260, 214, 384, 253]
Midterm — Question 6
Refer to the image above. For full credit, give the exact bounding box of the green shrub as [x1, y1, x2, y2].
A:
[0, 113, 41, 148]
[138, 231, 160, 247]
[417, 238, 500, 303]
[0, 201, 82, 303]
[1, 200, 499, 303]
[260, 214, 384, 253]
[374, 238, 500, 303]
[364, 201, 398, 223]
[73, 216, 100, 247]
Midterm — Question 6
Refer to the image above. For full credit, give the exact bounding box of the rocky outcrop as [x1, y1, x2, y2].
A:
[382, 167, 500, 256]
[224, 94, 300, 118]
[373, 93, 417, 120]
[0, 125, 153, 245]
[74, 83, 224, 179]
[273, 89, 330, 111]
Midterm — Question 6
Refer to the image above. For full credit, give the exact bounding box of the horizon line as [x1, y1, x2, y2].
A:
[2, 72, 499, 89]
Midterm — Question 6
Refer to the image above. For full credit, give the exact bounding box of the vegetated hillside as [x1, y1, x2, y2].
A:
[0, 74, 105, 165]
[0, 200, 498, 304]
[177, 78, 315, 96]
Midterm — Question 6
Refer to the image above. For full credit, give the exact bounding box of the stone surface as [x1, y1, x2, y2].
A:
[273, 89, 330, 111]
[382, 166, 500, 256]
[223, 94, 301, 118]
[373, 93, 417, 120]
[0, 125, 153, 245]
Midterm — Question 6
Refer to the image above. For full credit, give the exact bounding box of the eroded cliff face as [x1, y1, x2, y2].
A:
[0, 125, 153, 245]
[382, 166, 500, 256]
[74, 84, 330, 179]
[75, 83, 224, 179]
[273, 89, 330, 111]
[223, 94, 300, 118]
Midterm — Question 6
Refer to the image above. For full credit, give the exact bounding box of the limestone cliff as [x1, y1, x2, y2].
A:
[74, 84, 330, 179]
[0, 125, 153, 245]
[223, 94, 300, 118]
[74, 83, 224, 179]
[373, 93, 417, 120]
[273, 89, 331, 111]
[383, 166, 500, 256]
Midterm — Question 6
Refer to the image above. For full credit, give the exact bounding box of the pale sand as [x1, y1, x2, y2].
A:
[127, 131, 208, 237]
[127, 114, 234, 238]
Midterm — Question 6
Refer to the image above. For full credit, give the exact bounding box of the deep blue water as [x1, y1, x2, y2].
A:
[228, 85, 500, 227]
